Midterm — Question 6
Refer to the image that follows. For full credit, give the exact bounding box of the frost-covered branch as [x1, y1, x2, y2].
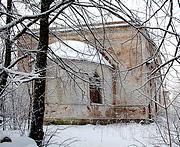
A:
[0, 0, 74, 32]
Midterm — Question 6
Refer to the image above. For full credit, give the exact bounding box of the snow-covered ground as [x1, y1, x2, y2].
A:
[0, 132, 37, 147]
[0, 123, 174, 147]
[44, 123, 168, 147]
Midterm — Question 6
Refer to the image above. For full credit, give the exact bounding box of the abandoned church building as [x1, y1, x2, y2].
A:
[18, 21, 164, 124]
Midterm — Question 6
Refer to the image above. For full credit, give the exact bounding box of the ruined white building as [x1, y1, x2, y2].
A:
[19, 22, 164, 124]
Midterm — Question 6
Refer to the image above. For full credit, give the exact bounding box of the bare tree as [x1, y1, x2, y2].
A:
[0, 0, 180, 147]
[29, 1, 54, 146]
[0, 0, 12, 130]
[29, 1, 74, 146]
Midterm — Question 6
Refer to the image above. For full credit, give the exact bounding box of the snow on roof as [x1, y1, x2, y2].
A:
[49, 40, 111, 66]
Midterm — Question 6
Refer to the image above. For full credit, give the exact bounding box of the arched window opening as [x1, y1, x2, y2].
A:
[89, 72, 102, 104]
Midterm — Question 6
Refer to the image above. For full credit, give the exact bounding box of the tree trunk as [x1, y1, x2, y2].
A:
[29, 1, 53, 146]
[0, 0, 12, 88]
[0, 0, 12, 94]
[0, 0, 12, 130]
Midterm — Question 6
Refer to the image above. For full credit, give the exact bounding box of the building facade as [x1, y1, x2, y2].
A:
[18, 21, 163, 124]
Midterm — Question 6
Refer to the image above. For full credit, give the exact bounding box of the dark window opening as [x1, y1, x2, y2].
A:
[150, 80, 152, 87]
[89, 72, 102, 104]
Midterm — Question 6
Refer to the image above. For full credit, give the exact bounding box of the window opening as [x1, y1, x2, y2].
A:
[89, 72, 102, 104]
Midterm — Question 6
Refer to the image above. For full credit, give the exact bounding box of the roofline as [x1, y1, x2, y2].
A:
[49, 21, 134, 33]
